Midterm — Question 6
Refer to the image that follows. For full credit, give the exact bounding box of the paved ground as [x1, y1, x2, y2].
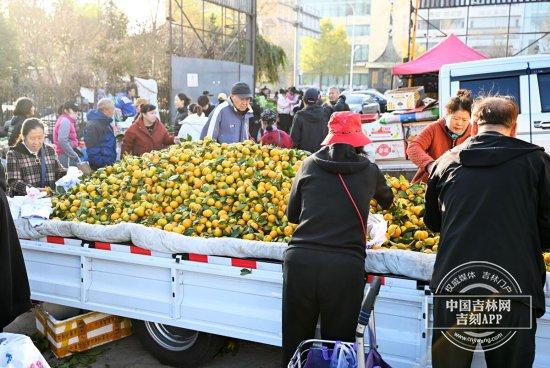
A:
[5, 307, 281, 368]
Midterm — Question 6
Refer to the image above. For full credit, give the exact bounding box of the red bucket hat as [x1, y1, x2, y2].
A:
[321, 111, 372, 147]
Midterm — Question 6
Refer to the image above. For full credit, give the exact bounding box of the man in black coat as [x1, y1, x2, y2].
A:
[0, 164, 32, 331]
[290, 88, 328, 153]
[425, 97, 550, 368]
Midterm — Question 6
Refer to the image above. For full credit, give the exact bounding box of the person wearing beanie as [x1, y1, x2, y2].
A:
[258, 109, 292, 148]
[282, 111, 393, 366]
[200, 82, 253, 144]
[121, 104, 176, 156]
[290, 88, 328, 153]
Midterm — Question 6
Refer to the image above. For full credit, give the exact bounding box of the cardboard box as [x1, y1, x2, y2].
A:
[385, 87, 425, 111]
[35, 305, 132, 358]
[363, 120, 404, 142]
[372, 140, 407, 161]
[402, 121, 435, 142]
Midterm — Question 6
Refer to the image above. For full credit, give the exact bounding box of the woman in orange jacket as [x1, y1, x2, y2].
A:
[407, 89, 473, 183]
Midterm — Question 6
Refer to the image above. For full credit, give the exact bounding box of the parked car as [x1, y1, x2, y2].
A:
[344, 90, 387, 113]
[352, 89, 388, 113]
[362, 95, 381, 114]
[344, 93, 381, 114]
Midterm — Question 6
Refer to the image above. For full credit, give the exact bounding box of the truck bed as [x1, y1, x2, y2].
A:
[21, 237, 550, 368]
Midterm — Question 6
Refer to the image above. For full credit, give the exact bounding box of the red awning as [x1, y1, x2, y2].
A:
[392, 34, 487, 75]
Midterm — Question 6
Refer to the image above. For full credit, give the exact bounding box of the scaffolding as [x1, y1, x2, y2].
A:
[411, 0, 550, 58]
[167, 0, 257, 87]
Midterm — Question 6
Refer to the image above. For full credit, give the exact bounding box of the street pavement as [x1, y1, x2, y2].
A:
[5, 308, 281, 368]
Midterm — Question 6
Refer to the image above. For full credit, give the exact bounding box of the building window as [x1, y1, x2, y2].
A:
[354, 45, 369, 61]
[346, 24, 370, 37]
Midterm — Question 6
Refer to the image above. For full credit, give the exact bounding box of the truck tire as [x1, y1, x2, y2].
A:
[132, 320, 226, 367]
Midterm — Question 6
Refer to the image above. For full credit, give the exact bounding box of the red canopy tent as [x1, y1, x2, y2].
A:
[392, 34, 487, 75]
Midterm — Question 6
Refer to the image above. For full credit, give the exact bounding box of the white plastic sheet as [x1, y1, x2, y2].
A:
[55, 166, 83, 192]
[364, 248, 436, 281]
[0, 333, 50, 368]
[15, 219, 288, 260]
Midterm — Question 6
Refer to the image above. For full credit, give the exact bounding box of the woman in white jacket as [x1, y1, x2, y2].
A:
[177, 104, 208, 141]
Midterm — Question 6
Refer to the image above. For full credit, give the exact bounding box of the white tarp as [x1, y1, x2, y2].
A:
[135, 77, 158, 115]
[15, 218, 437, 280]
[15, 219, 550, 288]
[364, 248, 436, 281]
[15, 219, 288, 260]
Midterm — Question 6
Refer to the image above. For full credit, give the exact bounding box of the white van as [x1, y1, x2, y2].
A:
[439, 54, 550, 151]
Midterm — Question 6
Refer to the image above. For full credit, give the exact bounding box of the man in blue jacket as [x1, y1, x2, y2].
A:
[200, 82, 253, 143]
[115, 83, 137, 119]
[84, 98, 117, 170]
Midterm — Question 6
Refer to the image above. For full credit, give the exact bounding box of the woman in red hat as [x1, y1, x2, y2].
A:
[282, 111, 394, 366]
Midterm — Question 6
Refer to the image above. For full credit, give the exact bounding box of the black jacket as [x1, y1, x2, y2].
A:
[290, 104, 328, 153]
[7, 115, 26, 147]
[0, 164, 32, 329]
[287, 144, 394, 260]
[323, 96, 350, 122]
[174, 107, 188, 126]
[425, 132, 550, 317]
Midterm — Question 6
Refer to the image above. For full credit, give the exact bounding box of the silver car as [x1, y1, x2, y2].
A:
[344, 93, 381, 114]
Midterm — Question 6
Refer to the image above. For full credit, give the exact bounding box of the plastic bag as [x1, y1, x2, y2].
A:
[367, 214, 388, 249]
[303, 346, 332, 368]
[0, 333, 50, 368]
[329, 342, 357, 368]
[55, 166, 83, 192]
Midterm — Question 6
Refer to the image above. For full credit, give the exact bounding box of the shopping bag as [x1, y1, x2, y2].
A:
[303, 346, 332, 368]
[329, 342, 357, 368]
[365, 329, 391, 368]
[366, 214, 387, 249]
[55, 166, 83, 193]
[0, 332, 50, 368]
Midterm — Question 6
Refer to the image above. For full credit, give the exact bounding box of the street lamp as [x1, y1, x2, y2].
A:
[347, 2, 356, 92]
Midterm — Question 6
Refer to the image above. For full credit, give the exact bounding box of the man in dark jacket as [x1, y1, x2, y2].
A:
[425, 97, 550, 368]
[290, 88, 328, 153]
[0, 164, 32, 331]
[84, 98, 117, 170]
[323, 86, 350, 122]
